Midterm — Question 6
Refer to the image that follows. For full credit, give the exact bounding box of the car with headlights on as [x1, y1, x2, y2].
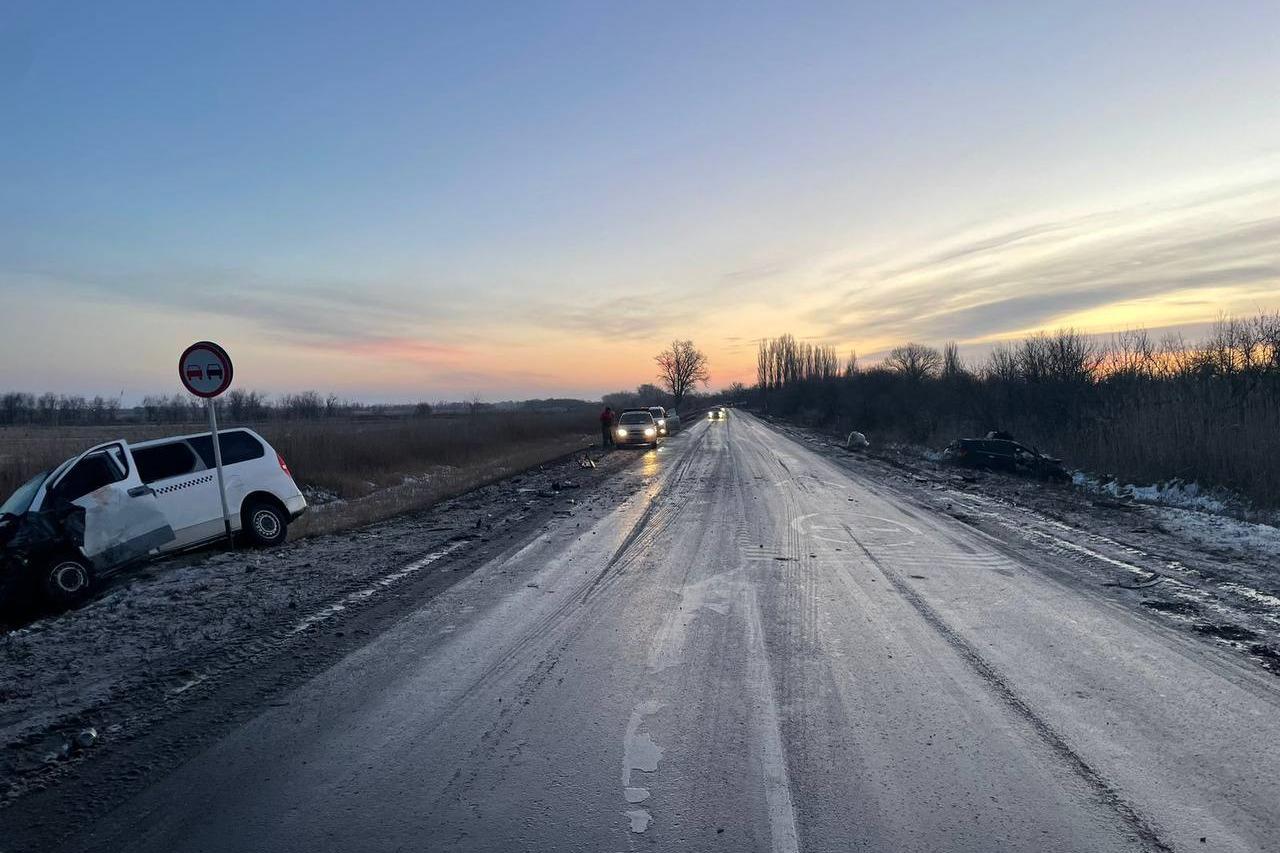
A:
[708, 405, 727, 420]
[614, 411, 660, 448]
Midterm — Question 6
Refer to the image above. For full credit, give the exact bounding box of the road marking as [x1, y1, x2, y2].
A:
[620, 700, 664, 834]
[743, 584, 801, 853]
[286, 540, 469, 636]
[624, 809, 652, 832]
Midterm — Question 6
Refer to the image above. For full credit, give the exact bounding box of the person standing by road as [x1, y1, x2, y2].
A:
[599, 406, 615, 449]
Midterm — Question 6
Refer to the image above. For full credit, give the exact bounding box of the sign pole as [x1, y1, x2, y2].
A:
[180, 340, 235, 549]
[206, 396, 234, 549]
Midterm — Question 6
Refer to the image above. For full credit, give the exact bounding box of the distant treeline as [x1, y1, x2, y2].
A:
[753, 313, 1280, 508]
[0, 389, 598, 426]
[601, 383, 733, 413]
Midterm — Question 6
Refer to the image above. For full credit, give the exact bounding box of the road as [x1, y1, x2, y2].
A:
[50, 413, 1280, 852]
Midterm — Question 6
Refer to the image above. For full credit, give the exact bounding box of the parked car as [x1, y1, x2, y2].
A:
[614, 411, 660, 448]
[647, 406, 680, 436]
[0, 428, 306, 611]
[663, 407, 681, 433]
[941, 438, 1069, 481]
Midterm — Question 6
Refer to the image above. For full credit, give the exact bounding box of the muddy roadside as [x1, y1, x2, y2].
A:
[761, 416, 1280, 680]
[0, 444, 643, 807]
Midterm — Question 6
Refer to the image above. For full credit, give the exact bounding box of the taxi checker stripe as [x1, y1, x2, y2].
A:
[154, 475, 215, 495]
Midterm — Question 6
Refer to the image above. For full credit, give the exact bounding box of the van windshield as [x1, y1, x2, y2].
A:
[1, 471, 49, 517]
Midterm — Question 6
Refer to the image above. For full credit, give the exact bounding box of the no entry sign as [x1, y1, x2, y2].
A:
[179, 341, 234, 398]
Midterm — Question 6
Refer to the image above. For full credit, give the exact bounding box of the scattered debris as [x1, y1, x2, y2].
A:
[1195, 623, 1258, 643]
[1141, 599, 1198, 615]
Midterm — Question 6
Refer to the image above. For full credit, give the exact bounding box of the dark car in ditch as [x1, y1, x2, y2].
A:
[941, 438, 1070, 481]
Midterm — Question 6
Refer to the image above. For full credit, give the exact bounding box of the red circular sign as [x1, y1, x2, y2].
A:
[179, 341, 234, 398]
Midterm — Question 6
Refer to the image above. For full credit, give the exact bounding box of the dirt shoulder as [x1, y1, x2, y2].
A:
[762, 416, 1280, 681]
[0, 443, 636, 805]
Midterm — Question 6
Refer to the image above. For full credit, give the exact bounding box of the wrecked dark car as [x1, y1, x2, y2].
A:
[941, 438, 1070, 481]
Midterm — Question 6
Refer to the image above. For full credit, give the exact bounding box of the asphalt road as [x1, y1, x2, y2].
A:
[54, 413, 1280, 852]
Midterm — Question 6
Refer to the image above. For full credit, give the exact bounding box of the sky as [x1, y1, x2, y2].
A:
[2, 1, 1278, 402]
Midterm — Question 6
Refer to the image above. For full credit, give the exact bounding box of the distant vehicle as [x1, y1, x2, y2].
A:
[614, 411, 659, 448]
[0, 429, 306, 611]
[941, 438, 1069, 481]
[647, 406, 680, 436]
[708, 406, 727, 420]
[662, 407, 681, 433]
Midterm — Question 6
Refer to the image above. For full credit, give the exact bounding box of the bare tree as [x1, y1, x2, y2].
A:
[843, 350, 859, 377]
[655, 340, 710, 405]
[941, 342, 966, 379]
[884, 343, 942, 381]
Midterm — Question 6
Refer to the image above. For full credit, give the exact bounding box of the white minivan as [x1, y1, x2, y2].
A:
[0, 428, 306, 607]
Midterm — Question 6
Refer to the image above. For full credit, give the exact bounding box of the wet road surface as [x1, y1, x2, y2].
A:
[55, 413, 1280, 852]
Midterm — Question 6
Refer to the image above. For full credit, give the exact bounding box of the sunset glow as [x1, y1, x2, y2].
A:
[3, 2, 1277, 400]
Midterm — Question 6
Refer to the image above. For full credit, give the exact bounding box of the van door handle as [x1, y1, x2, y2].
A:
[128, 485, 154, 498]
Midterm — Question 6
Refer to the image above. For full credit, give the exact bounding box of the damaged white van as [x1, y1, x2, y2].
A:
[0, 429, 306, 611]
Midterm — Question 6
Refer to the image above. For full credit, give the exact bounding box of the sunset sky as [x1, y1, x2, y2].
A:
[3, 1, 1278, 402]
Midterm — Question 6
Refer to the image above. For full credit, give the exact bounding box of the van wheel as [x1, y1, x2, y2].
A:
[44, 556, 93, 609]
[243, 500, 288, 547]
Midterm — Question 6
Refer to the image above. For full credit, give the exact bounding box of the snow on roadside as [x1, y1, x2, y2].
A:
[1071, 471, 1233, 514]
[1147, 504, 1280, 560]
[1068, 471, 1280, 560]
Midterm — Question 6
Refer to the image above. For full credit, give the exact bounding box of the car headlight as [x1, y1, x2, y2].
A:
[656, 419, 665, 427]
[616, 428, 627, 437]
[644, 427, 656, 437]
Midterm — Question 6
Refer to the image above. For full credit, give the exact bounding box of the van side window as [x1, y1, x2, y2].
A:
[134, 442, 201, 483]
[48, 450, 127, 504]
[188, 431, 266, 468]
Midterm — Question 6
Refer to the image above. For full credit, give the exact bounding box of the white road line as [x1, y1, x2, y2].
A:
[286, 540, 469, 636]
[743, 583, 801, 853]
[620, 700, 664, 833]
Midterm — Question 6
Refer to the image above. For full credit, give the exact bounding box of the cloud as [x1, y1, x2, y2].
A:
[3, 264, 488, 351]
[528, 292, 706, 341]
[806, 174, 1280, 347]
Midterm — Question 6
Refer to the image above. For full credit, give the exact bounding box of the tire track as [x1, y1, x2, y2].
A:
[846, 531, 1173, 853]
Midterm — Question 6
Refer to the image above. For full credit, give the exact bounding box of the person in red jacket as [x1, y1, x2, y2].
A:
[599, 406, 615, 449]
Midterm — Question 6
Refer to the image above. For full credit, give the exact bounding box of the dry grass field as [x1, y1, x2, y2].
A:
[0, 413, 594, 534]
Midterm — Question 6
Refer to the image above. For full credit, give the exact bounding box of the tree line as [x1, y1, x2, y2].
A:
[753, 313, 1280, 508]
[0, 389, 418, 426]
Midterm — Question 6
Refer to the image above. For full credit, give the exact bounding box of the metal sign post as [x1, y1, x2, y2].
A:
[204, 398, 234, 547]
[179, 341, 235, 549]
